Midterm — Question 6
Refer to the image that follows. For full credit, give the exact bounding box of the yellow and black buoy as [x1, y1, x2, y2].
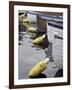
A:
[28, 57, 50, 77]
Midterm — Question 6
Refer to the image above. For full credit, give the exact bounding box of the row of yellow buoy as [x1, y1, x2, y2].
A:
[19, 14, 49, 77]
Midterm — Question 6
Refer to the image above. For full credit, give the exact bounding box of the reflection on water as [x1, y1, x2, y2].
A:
[29, 73, 47, 79]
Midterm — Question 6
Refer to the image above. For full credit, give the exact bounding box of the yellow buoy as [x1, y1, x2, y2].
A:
[19, 14, 25, 18]
[23, 19, 29, 27]
[23, 19, 29, 23]
[28, 57, 50, 77]
[19, 14, 25, 22]
[28, 27, 37, 33]
[32, 34, 46, 44]
[23, 22, 29, 28]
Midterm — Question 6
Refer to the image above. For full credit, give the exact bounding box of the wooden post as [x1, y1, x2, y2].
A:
[37, 16, 47, 33]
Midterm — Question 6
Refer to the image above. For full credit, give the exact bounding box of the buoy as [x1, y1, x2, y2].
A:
[23, 19, 29, 27]
[23, 19, 29, 23]
[23, 22, 29, 28]
[32, 34, 46, 44]
[19, 14, 25, 22]
[28, 57, 50, 77]
[28, 27, 37, 33]
[19, 14, 25, 18]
